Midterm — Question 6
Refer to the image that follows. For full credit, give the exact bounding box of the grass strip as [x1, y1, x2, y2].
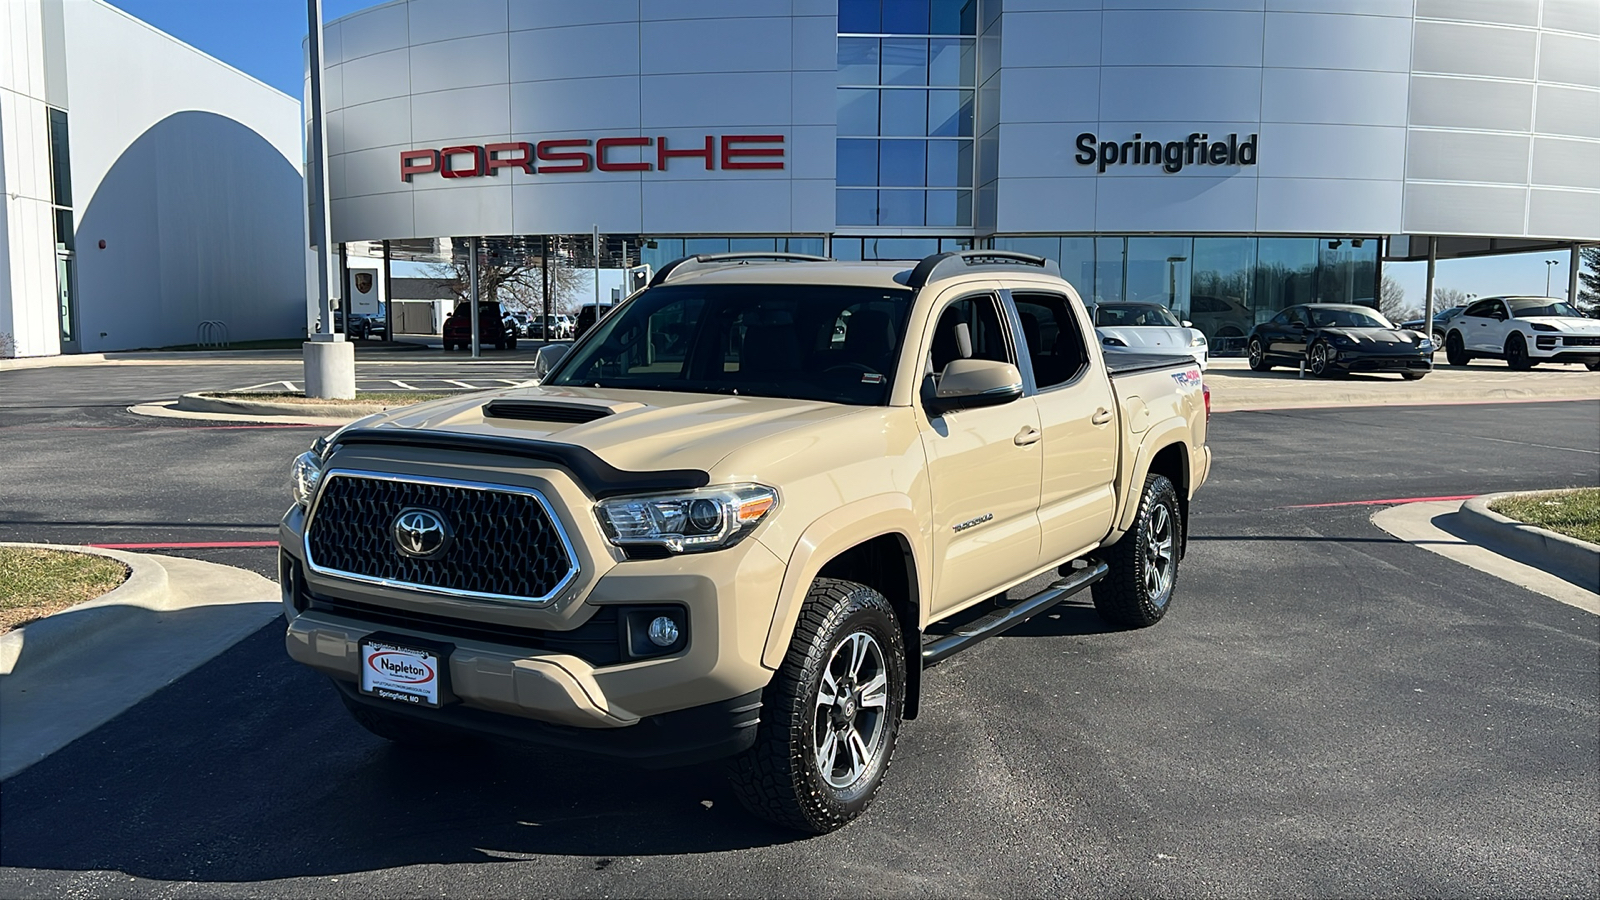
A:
[0, 548, 130, 633]
[1490, 488, 1600, 545]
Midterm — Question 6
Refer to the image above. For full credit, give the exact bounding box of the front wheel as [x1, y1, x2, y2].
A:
[728, 578, 905, 834]
[1247, 339, 1272, 371]
[1505, 332, 1535, 370]
[1308, 341, 1338, 378]
[1445, 332, 1471, 366]
[1587, 361, 1600, 372]
[1092, 473, 1182, 629]
[1401, 371, 1425, 381]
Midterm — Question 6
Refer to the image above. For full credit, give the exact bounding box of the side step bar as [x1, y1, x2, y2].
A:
[921, 560, 1109, 666]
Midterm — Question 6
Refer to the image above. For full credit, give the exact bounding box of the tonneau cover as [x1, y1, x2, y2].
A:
[1104, 351, 1197, 376]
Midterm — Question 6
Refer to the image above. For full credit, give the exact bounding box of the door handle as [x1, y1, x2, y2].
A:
[1014, 426, 1041, 446]
[1091, 408, 1113, 426]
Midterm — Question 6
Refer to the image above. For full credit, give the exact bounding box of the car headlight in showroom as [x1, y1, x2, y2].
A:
[597, 484, 777, 553]
[1101, 335, 1127, 347]
[1189, 333, 1207, 347]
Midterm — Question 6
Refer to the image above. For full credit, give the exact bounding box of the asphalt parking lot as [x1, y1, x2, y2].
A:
[0, 365, 1596, 897]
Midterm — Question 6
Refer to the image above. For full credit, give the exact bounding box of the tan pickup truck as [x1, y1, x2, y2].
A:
[279, 250, 1211, 834]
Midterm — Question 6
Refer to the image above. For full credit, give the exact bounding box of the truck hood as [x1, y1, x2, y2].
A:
[342, 385, 864, 476]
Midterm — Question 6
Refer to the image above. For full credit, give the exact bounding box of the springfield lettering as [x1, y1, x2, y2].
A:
[1075, 132, 1257, 174]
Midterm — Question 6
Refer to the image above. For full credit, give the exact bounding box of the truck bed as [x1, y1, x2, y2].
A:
[1103, 351, 1198, 376]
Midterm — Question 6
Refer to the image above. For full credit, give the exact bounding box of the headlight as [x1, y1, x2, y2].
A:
[1529, 323, 1558, 332]
[1189, 333, 1207, 347]
[1101, 335, 1127, 347]
[597, 484, 777, 554]
[1328, 334, 1355, 346]
[291, 450, 323, 508]
[1418, 338, 1435, 352]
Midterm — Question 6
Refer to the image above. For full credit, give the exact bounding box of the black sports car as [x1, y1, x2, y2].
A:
[1247, 304, 1434, 379]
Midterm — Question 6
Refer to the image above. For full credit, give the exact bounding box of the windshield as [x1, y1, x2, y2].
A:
[1309, 307, 1392, 329]
[1508, 299, 1581, 318]
[546, 284, 914, 405]
[1095, 304, 1181, 328]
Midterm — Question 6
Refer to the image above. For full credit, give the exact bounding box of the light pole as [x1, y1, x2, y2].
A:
[1545, 259, 1560, 297]
[302, 0, 354, 398]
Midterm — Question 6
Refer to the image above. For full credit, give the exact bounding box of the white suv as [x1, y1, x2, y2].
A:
[1443, 296, 1600, 371]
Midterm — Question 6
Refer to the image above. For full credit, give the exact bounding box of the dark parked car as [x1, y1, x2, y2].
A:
[573, 302, 613, 340]
[1247, 304, 1433, 379]
[443, 301, 516, 351]
[1400, 306, 1463, 344]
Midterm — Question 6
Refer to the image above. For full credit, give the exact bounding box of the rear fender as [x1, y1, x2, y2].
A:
[1111, 418, 1193, 540]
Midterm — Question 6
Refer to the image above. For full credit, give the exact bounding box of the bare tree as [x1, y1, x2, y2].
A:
[1379, 274, 1413, 320]
[424, 257, 584, 317]
[1431, 286, 1470, 310]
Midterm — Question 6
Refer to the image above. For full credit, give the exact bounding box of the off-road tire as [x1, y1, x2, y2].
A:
[728, 578, 905, 834]
[1247, 338, 1272, 371]
[1505, 332, 1535, 370]
[339, 689, 469, 748]
[1445, 331, 1471, 366]
[1092, 473, 1182, 629]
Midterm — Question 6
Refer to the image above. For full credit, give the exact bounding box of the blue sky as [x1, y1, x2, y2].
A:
[104, 0, 1577, 306]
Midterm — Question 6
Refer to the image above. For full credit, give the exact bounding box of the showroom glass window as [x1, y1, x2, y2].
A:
[837, 0, 976, 228]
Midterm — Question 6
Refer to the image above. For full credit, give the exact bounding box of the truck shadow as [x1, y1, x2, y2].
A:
[0, 627, 800, 885]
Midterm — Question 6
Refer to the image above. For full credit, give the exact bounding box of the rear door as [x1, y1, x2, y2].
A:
[915, 287, 1044, 619]
[1008, 288, 1120, 565]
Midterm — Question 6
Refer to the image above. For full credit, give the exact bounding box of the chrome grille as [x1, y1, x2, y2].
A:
[304, 470, 578, 604]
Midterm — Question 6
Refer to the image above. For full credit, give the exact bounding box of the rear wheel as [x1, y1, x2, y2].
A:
[1445, 331, 1471, 366]
[1587, 361, 1600, 372]
[728, 578, 905, 834]
[1505, 332, 1535, 370]
[1092, 473, 1181, 629]
[1247, 338, 1272, 371]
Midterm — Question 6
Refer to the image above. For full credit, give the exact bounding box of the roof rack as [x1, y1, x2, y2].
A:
[649, 252, 833, 286]
[906, 250, 1061, 290]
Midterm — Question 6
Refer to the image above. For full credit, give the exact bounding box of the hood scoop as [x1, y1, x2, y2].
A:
[484, 400, 615, 424]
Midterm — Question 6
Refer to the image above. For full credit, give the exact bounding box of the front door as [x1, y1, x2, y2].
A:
[1268, 306, 1311, 362]
[56, 254, 79, 354]
[916, 289, 1043, 619]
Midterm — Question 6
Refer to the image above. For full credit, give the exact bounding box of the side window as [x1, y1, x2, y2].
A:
[929, 294, 1011, 375]
[1269, 310, 1289, 326]
[1012, 292, 1090, 389]
[1286, 307, 1309, 326]
[1463, 299, 1495, 319]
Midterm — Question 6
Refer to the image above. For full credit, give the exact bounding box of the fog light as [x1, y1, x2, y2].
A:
[648, 616, 680, 647]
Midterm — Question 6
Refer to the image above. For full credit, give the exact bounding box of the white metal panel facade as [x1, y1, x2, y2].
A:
[323, 0, 1600, 244]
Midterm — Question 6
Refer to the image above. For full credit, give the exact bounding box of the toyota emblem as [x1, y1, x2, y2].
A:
[391, 508, 451, 559]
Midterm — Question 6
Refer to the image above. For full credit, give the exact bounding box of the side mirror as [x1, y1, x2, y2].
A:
[1290, 321, 1307, 331]
[925, 359, 1023, 416]
[531, 342, 570, 381]
[1181, 320, 1193, 328]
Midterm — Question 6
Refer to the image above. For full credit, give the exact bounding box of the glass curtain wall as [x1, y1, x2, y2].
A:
[993, 235, 1380, 350]
[837, 0, 977, 228]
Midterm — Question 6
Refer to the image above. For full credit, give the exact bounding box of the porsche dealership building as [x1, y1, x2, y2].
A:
[314, 0, 1597, 345]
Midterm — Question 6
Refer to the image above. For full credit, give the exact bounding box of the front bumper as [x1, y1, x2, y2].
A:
[279, 459, 787, 761]
[1332, 350, 1431, 372]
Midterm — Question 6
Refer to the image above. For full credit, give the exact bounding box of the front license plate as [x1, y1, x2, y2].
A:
[360, 639, 443, 708]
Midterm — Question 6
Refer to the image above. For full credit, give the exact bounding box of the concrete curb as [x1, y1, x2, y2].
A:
[177, 391, 399, 419]
[127, 400, 351, 426]
[0, 544, 166, 676]
[1456, 492, 1600, 593]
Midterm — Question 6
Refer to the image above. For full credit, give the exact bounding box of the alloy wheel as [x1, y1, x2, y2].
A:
[1310, 343, 1328, 375]
[1144, 502, 1174, 604]
[813, 631, 890, 790]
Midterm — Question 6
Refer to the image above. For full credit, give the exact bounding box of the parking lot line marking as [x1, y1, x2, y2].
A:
[446, 380, 475, 389]
[1283, 495, 1478, 509]
[494, 379, 521, 385]
[86, 541, 279, 549]
[390, 380, 417, 390]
